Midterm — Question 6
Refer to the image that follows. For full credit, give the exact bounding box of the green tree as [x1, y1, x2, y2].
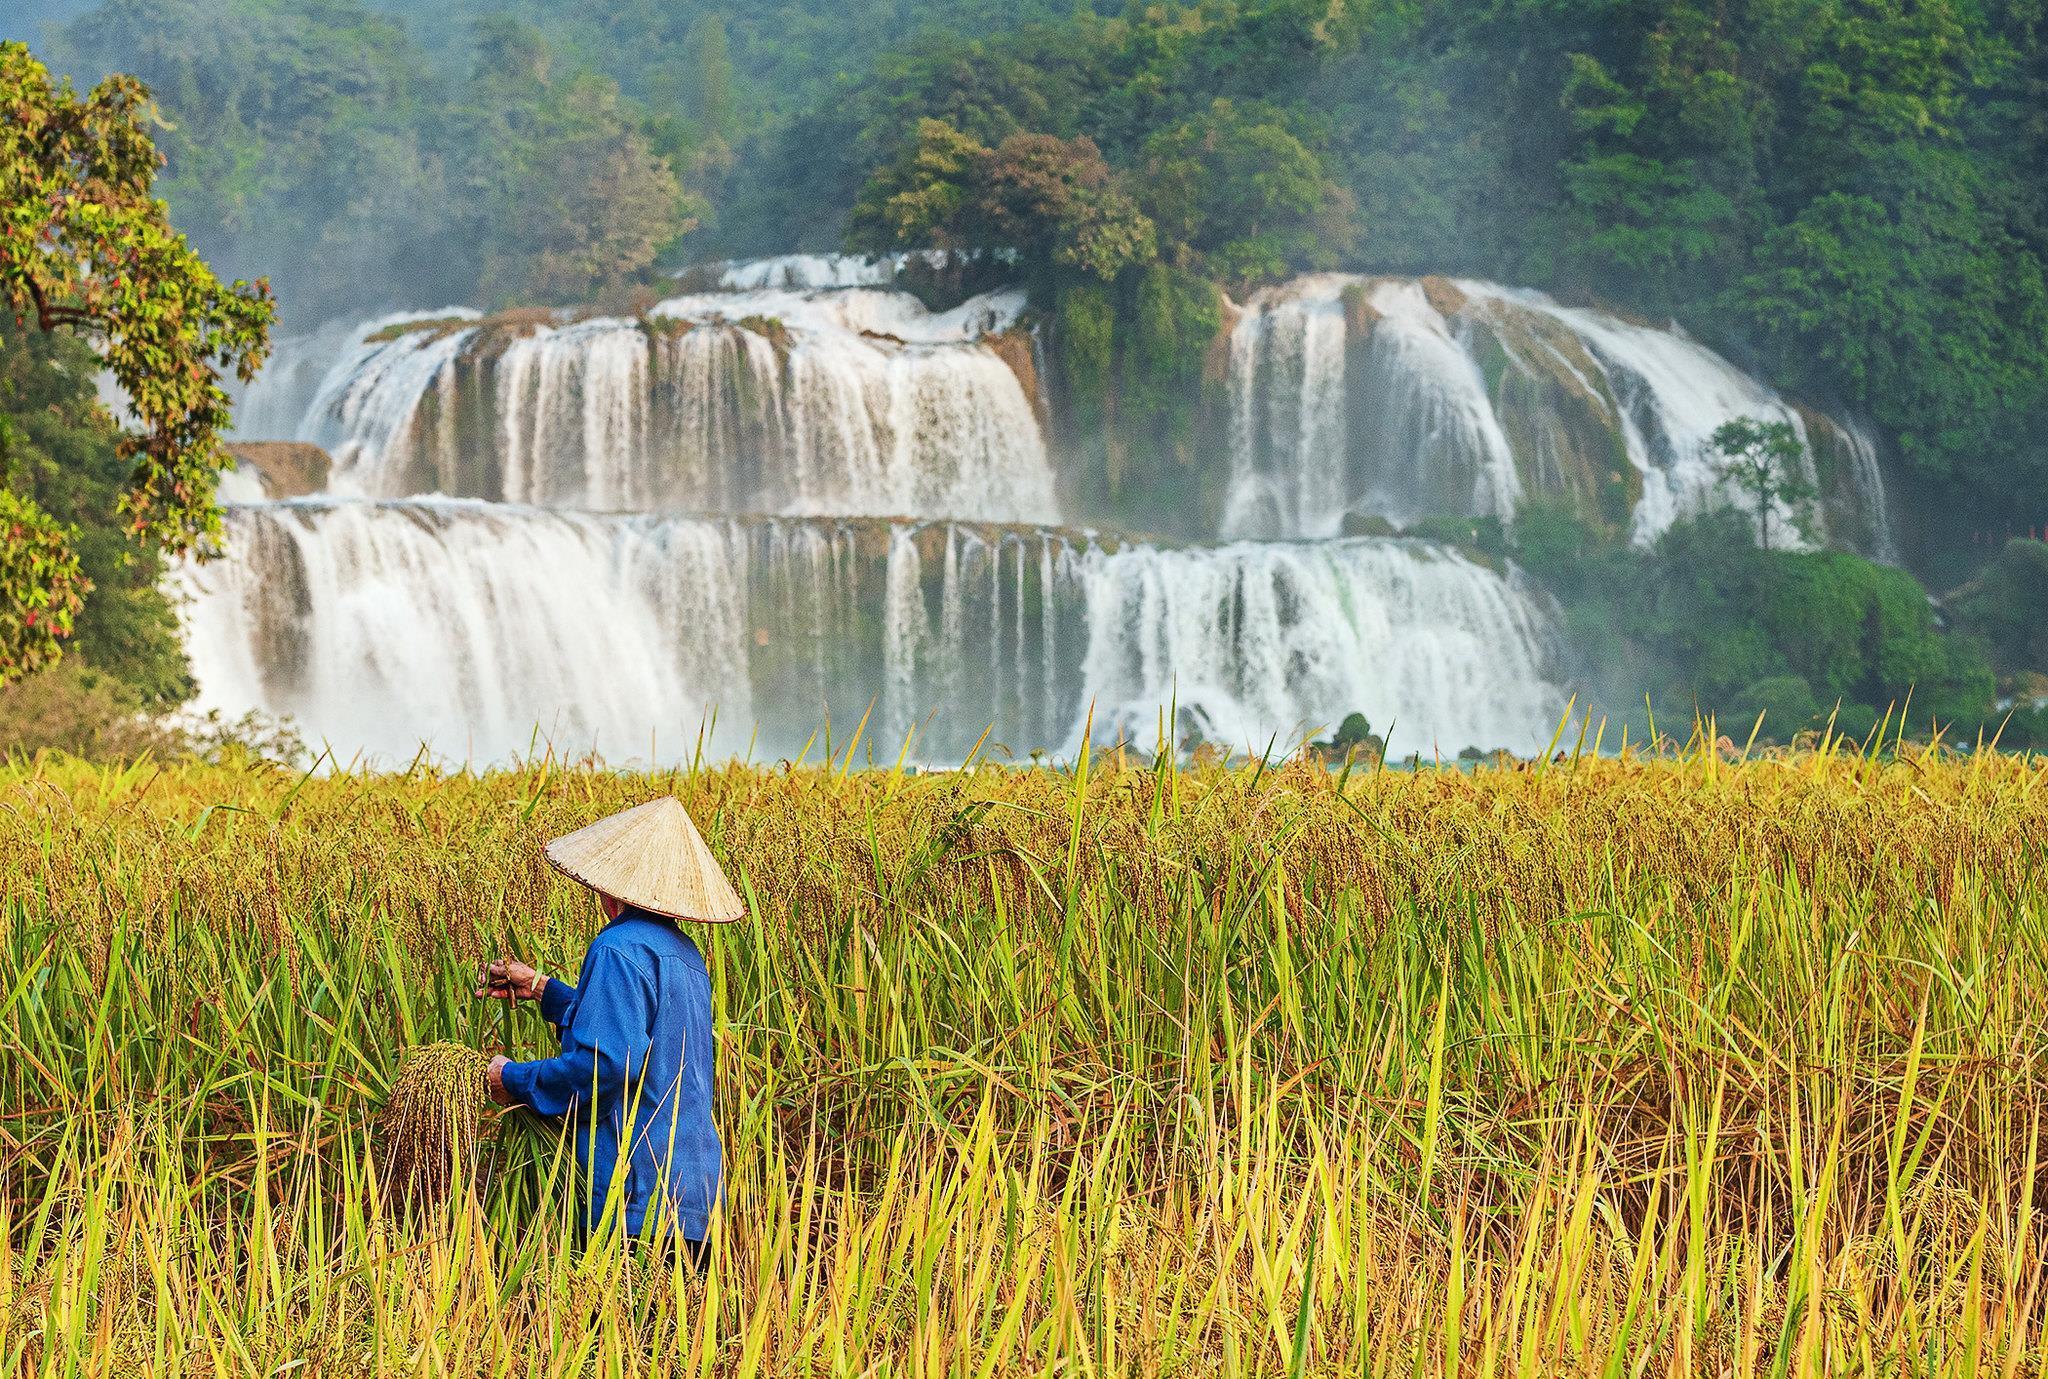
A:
[850, 118, 1156, 284]
[1741, 147, 2048, 486]
[1541, 4, 1757, 305]
[1709, 417, 1813, 551]
[52, 0, 458, 320]
[1, 320, 191, 701]
[1550, 510, 1995, 739]
[1947, 539, 2048, 676]
[847, 117, 986, 255]
[683, 12, 734, 140]
[978, 131, 1156, 282]
[1139, 98, 1354, 284]
[1, 41, 272, 685]
[453, 26, 696, 304]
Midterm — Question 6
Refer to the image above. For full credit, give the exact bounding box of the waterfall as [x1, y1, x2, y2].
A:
[1074, 538, 1564, 758]
[1350, 281, 1521, 525]
[175, 499, 738, 764]
[240, 287, 1055, 524]
[494, 319, 655, 509]
[1475, 284, 1817, 543]
[202, 260, 1902, 768]
[177, 500, 1570, 765]
[1222, 279, 1351, 537]
[774, 326, 1054, 521]
[1222, 275, 1895, 554]
[1224, 277, 1522, 538]
[712, 252, 947, 291]
[298, 314, 481, 495]
[1822, 416, 1900, 564]
[228, 316, 364, 442]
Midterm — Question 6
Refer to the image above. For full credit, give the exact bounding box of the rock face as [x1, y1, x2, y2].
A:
[225, 442, 332, 499]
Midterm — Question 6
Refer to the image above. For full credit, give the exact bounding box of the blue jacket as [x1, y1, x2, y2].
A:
[499, 908, 722, 1240]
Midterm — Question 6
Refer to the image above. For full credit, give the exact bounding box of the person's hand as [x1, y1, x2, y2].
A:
[477, 957, 548, 1002]
[487, 1054, 512, 1106]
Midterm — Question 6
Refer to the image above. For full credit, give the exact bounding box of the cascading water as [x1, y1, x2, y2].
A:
[297, 313, 481, 494]
[493, 319, 656, 509]
[1810, 414, 1900, 564]
[1224, 277, 1522, 537]
[1075, 538, 1564, 756]
[1221, 275, 1896, 554]
[228, 316, 366, 442]
[710, 252, 951, 291]
[1222, 279, 1352, 538]
[246, 285, 1057, 524]
[177, 499, 729, 763]
[176, 499, 1572, 764]
[199, 261, 1900, 765]
[1479, 283, 1818, 543]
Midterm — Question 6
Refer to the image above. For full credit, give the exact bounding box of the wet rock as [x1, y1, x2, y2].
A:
[226, 442, 332, 499]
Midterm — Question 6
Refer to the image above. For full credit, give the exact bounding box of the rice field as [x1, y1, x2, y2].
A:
[1, 734, 2045, 1376]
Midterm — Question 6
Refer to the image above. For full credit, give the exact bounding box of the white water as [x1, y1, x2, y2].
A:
[177, 500, 731, 763]
[493, 318, 657, 509]
[1476, 283, 1818, 543]
[707, 250, 1014, 292]
[1221, 275, 1892, 552]
[177, 500, 1570, 764]
[1827, 415, 1901, 564]
[228, 316, 363, 441]
[712, 253, 939, 292]
[204, 261, 1904, 765]
[244, 287, 1054, 523]
[1222, 278, 1351, 537]
[1075, 538, 1564, 757]
[298, 312, 481, 494]
[1352, 281, 1521, 525]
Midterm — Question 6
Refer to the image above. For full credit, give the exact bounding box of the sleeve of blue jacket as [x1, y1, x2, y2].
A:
[500, 947, 652, 1117]
[537, 973, 577, 1027]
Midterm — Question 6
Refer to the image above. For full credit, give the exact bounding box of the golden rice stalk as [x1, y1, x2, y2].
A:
[378, 1041, 489, 1208]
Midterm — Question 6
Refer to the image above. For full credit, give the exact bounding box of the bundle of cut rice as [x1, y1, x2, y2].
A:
[378, 1042, 489, 1207]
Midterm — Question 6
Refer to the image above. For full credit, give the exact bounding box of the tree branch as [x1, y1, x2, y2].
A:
[20, 275, 96, 332]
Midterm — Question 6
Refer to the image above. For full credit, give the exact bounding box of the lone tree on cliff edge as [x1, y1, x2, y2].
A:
[1710, 416, 1815, 551]
[0, 41, 273, 685]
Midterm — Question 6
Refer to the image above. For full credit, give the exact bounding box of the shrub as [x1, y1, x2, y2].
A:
[0, 659, 180, 759]
[1514, 508, 1995, 738]
[1728, 675, 1821, 740]
[0, 488, 85, 684]
[1947, 539, 2048, 675]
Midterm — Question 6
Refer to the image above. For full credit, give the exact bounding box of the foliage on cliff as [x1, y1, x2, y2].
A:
[781, 0, 2047, 519]
[1947, 539, 2048, 679]
[41, 3, 709, 315]
[1517, 505, 1995, 741]
[848, 120, 1156, 284]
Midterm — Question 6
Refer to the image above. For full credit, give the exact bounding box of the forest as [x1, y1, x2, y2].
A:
[5, 0, 2048, 750]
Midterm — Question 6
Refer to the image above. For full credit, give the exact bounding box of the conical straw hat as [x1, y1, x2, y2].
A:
[543, 798, 745, 923]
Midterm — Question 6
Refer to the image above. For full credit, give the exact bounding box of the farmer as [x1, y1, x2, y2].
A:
[475, 797, 744, 1263]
